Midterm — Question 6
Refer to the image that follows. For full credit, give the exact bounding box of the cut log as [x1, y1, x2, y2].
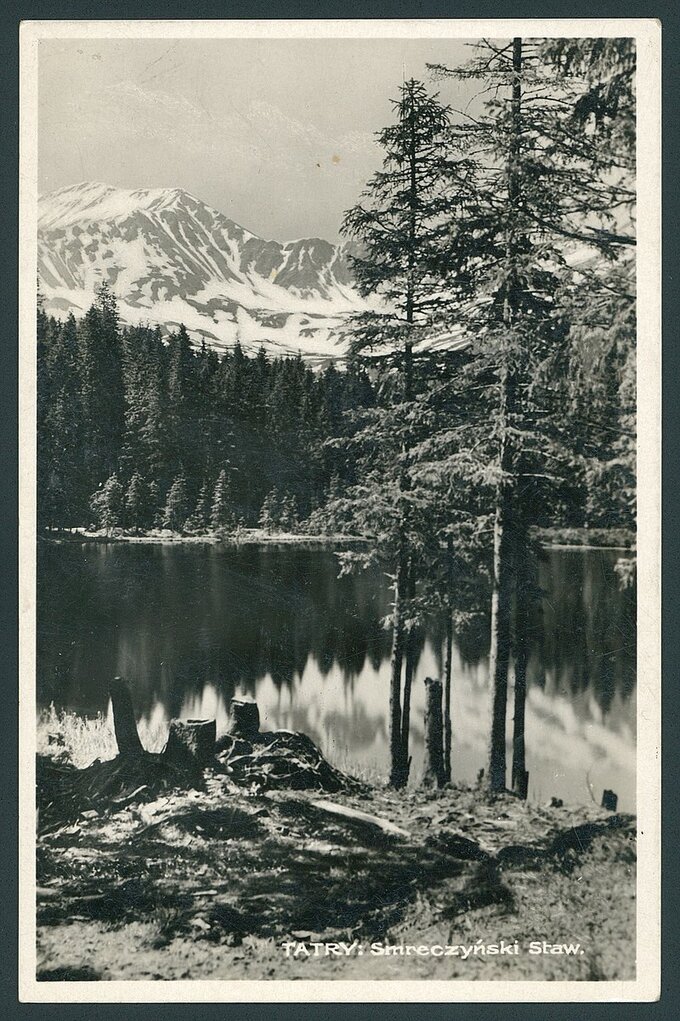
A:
[229, 699, 260, 741]
[164, 719, 217, 768]
[108, 677, 144, 756]
[422, 677, 446, 788]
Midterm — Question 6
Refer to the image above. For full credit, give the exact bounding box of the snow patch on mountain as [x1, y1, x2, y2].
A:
[38, 182, 374, 360]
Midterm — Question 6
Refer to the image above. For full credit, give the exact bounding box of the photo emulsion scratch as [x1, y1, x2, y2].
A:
[19, 19, 661, 1003]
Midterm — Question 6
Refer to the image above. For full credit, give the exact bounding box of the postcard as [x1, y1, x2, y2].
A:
[18, 17, 661, 1002]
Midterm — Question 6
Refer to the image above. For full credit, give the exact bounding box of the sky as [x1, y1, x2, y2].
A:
[38, 37, 482, 241]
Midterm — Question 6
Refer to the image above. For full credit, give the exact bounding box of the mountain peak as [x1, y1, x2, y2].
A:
[37, 181, 370, 362]
[38, 182, 211, 231]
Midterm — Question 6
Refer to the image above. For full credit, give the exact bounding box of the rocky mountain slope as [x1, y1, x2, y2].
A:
[38, 182, 374, 361]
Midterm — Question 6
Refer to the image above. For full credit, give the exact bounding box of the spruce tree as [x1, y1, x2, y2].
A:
[39, 312, 86, 526]
[259, 489, 280, 533]
[120, 325, 169, 491]
[340, 79, 466, 787]
[124, 472, 150, 531]
[162, 473, 190, 532]
[78, 283, 125, 496]
[279, 494, 299, 533]
[90, 474, 124, 534]
[428, 37, 637, 791]
[211, 469, 235, 532]
[186, 480, 211, 534]
[165, 324, 200, 493]
[148, 481, 161, 529]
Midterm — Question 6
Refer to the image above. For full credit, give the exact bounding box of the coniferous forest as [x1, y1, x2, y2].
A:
[37, 262, 633, 544]
[37, 293, 375, 534]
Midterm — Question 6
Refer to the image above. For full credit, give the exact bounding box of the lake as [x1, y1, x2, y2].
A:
[36, 541, 637, 812]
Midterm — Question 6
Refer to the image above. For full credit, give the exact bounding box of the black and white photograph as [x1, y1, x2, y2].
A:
[18, 19, 660, 1001]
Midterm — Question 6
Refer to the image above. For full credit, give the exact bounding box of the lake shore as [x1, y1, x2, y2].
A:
[532, 526, 635, 550]
[39, 526, 370, 548]
[36, 713, 635, 983]
[41, 524, 635, 551]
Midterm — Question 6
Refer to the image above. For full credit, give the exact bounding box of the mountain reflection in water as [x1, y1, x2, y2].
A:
[37, 542, 636, 811]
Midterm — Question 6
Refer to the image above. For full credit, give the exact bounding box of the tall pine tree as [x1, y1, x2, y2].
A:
[78, 282, 125, 498]
[339, 79, 470, 787]
[428, 37, 636, 791]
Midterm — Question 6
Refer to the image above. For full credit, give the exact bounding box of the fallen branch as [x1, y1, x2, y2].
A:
[308, 799, 412, 838]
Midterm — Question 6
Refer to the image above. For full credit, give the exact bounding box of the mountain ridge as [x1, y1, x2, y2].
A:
[38, 182, 371, 362]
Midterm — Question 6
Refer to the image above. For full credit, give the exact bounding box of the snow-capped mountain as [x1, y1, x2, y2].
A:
[38, 182, 372, 361]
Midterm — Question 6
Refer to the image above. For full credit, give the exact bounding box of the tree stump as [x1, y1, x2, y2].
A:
[422, 677, 446, 788]
[109, 677, 144, 756]
[229, 699, 260, 741]
[164, 719, 217, 768]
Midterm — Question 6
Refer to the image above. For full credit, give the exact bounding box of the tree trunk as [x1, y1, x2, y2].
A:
[389, 550, 408, 787]
[400, 562, 417, 783]
[487, 493, 515, 790]
[486, 36, 523, 793]
[422, 677, 445, 788]
[108, 677, 144, 756]
[487, 363, 517, 792]
[389, 81, 419, 791]
[401, 639, 416, 774]
[443, 618, 453, 783]
[512, 524, 530, 797]
[443, 536, 454, 783]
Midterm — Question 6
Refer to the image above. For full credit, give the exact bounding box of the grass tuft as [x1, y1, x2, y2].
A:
[37, 704, 167, 767]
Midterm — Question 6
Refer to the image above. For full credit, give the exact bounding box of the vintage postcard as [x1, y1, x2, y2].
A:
[18, 18, 660, 1002]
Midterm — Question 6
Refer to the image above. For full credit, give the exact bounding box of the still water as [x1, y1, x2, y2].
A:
[37, 542, 637, 811]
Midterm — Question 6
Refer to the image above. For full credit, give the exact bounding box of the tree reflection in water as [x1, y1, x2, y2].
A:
[37, 541, 636, 809]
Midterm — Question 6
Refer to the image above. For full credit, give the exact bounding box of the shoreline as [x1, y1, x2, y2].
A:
[532, 526, 635, 550]
[40, 525, 635, 552]
[39, 527, 370, 549]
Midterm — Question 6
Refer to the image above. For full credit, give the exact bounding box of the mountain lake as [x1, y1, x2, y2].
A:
[36, 541, 637, 812]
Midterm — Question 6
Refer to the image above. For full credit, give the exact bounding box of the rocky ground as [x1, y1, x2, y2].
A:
[35, 733, 636, 983]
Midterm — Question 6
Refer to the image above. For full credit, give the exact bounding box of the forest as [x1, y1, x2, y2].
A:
[37, 299, 376, 534]
[37, 37, 636, 797]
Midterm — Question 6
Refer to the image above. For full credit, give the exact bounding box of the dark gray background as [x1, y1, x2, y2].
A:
[1, 1, 676, 1017]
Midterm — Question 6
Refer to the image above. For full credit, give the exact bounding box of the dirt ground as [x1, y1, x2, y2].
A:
[36, 770, 636, 982]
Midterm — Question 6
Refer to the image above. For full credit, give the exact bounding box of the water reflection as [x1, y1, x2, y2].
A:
[37, 542, 636, 811]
